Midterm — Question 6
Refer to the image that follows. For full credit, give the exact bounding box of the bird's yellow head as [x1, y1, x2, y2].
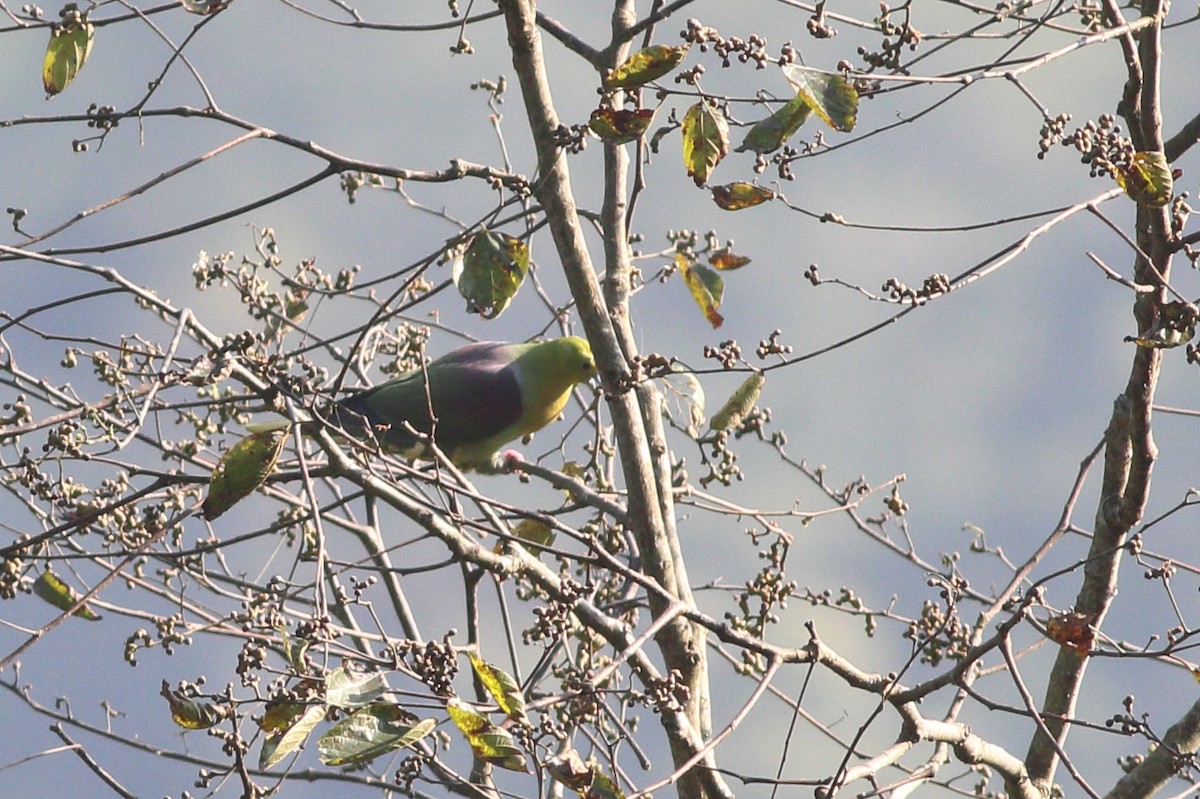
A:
[555, 335, 597, 384]
[512, 336, 597, 435]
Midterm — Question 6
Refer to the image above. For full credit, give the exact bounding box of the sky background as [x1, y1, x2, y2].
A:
[2, 1, 1200, 797]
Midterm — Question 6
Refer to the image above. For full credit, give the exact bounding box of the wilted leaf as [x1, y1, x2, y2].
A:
[735, 94, 812, 154]
[545, 749, 593, 791]
[180, 0, 233, 13]
[588, 107, 656, 144]
[317, 704, 434, 767]
[781, 64, 858, 132]
[451, 230, 530, 319]
[659, 364, 706, 439]
[31, 570, 101, 620]
[682, 101, 730, 187]
[202, 429, 286, 520]
[259, 701, 324, 769]
[603, 44, 689, 91]
[42, 12, 93, 98]
[265, 285, 311, 341]
[325, 666, 388, 709]
[467, 652, 527, 723]
[709, 249, 751, 270]
[711, 182, 775, 211]
[1124, 300, 1197, 348]
[446, 697, 528, 772]
[709, 373, 765, 432]
[678, 254, 725, 328]
[1115, 151, 1173, 208]
[161, 680, 230, 730]
[1044, 611, 1094, 656]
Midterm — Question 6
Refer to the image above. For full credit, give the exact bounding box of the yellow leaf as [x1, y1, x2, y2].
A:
[711, 182, 775, 211]
[202, 430, 287, 520]
[681, 101, 729, 187]
[781, 64, 858, 132]
[735, 95, 812, 154]
[588, 107, 656, 144]
[446, 697, 527, 771]
[709, 249, 751, 270]
[31, 570, 101, 620]
[678, 254, 724, 328]
[1114, 151, 1173, 208]
[509, 518, 556, 555]
[709, 373, 765, 432]
[161, 680, 230, 730]
[42, 12, 93, 98]
[467, 652, 528, 722]
[451, 230, 530, 319]
[603, 44, 689, 91]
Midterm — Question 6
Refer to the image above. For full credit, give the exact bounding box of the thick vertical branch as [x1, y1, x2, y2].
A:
[1024, 5, 1170, 790]
[601, 0, 712, 744]
[497, 3, 724, 796]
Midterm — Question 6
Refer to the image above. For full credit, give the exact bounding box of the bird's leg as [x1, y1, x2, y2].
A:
[477, 448, 528, 478]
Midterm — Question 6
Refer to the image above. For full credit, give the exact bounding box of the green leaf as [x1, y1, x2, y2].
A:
[603, 44, 689, 91]
[325, 666, 388, 708]
[31, 569, 101, 620]
[451, 230, 530, 319]
[709, 373, 765, 432]
[735, 95, 812, 154]
[1115, 151, 1173, 208]
[202, 429, 287, 520]
[587, 768, 627, 799]
[317, 704, 435, 767]
[259, 701, 324, 769]
[446, 697, 528, 772]
[681, 101, 730, 187]
[678, 254, 725, 328]
[588, 107, 656, 144]
[710, 182, 776, 211]
[278, 625, 310, 674]
[160, 680, 230, 730]
[42, 13, 93, 98]
[781, 64, 858, 132]
[467, 652, 527, 723]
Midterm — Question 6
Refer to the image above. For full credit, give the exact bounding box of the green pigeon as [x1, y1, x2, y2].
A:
[297, 337, 596, 470]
